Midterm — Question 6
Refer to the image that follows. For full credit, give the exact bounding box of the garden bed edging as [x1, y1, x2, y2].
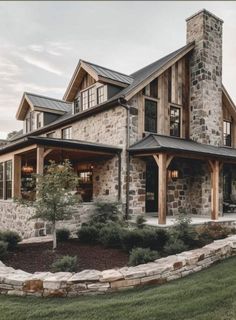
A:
[1, 235, 236, 298]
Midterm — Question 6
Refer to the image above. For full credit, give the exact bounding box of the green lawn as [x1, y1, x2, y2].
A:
[1, 257, 236, 320]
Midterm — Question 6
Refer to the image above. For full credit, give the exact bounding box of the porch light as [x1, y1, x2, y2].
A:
[168, 170, 179, 180]
[22, 163, 34, 174]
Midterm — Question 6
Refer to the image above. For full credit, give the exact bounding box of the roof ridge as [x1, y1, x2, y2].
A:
[25, 92, 72, 104]
[81, 60, 134, 79]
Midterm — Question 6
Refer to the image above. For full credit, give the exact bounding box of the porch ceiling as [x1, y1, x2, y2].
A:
[129, 134, 236, 161]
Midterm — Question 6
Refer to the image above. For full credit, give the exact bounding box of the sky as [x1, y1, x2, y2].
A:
[0, 1, 236, 139]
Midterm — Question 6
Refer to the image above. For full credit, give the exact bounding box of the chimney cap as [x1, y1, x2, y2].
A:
[186, 9, 224, 24]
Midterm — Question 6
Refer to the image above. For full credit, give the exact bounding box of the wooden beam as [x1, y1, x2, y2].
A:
[153, 154, 159, 166]
[166, 155, 174, 169]
[43, 149, 53, 158]
[158, 153, 167, 225]
[36, 146, 44, 175]
[208, 160, 220, 220]
[13, 154, 21, 199]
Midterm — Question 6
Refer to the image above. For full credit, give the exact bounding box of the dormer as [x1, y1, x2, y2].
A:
[16, 93, 72, 134]
[63, 60, 133, 114]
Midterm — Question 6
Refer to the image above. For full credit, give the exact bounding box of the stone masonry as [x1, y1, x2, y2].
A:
[187, 9, 223, 146]
[0, 235, 236, 297]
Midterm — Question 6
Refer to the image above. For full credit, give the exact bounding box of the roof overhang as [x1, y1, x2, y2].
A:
[129, 134, 236, 162]
[16, 93, 34, 120]
[0, 136, 122, 157]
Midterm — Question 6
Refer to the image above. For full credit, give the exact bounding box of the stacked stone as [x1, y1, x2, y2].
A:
[0, 235, 236, 298]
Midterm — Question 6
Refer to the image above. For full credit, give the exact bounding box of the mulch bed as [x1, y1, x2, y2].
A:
[3, 239, 129, 273]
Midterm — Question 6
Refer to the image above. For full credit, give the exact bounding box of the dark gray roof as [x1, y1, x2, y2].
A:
[129, 134, 236, 160]
[25, 93, 72, 113]
[81, 60, 133, 85]
[0, 135, 121, 156]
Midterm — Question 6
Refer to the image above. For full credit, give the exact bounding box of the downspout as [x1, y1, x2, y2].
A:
[118, 98, 131, 220]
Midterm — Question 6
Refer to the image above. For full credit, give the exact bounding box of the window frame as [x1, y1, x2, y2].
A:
[144, 98, 158, 133]
[170, 105, 182, 138]
[97, 86, 105, 104]
[61, 126, 72, 140]
[0, 160, 12, 200]
[223, 120, 232, 147]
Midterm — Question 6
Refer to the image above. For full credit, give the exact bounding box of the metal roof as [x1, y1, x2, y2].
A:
[129, 134, 236, 160]
[82, 60, 133, 85]
[26, 93, 72, 113]
[0, 136, 122, 156]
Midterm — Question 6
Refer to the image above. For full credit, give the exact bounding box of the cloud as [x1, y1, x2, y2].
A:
[0, 58, 21, 79]
[7, 81, 65, 95]
[28, 44, 44, 52]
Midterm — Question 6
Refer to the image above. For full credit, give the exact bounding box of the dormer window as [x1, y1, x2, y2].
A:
[25, 112, 32, 133]
[74, 97, 80, 114]
[81, 86, 96, 111]
[97, 86, 105, 104]
[62, 126, 72, 140]
[36, 113, 42, 129]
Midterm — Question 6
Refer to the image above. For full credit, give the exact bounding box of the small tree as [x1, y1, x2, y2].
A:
[30, 160, 79, 250]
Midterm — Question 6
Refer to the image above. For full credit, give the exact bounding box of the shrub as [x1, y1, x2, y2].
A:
[136, 215, 146, 229]
[77, 225, 100, 244]
[128, 248, 159, 266]
[121, 229, 144, 252]
[0, 241, 8, 259]
[0, 231, 21, 250]
[196, 223, 232, 246]
[164, 238, 188, 255]
[51, 255, 77, 272]
[91, 202, 123, 225]
[99, 223, 123, 248]
[56, 228, 70, 242]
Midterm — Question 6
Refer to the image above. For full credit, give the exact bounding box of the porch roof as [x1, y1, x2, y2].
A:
[0, 136, 122, 156]
[129, 134, 236, 161]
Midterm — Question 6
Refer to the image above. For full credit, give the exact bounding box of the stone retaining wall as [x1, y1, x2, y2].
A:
[1, 235, 236, 298]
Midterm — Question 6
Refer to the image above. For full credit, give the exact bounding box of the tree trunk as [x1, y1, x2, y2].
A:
[52, 222, 57, 250]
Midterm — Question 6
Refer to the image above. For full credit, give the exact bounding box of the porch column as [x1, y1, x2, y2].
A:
[36, 146, 44, 174]
[208, 160, 221, 220]
[13, 154, 21, 198]
[158, 153, 167, 224]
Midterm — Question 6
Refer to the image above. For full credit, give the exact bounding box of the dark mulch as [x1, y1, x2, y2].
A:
[3, 239, 129, 273]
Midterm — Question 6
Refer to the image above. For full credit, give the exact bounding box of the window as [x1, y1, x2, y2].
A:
[143, 79, 158, 98]
[145, 99, 157, 133]
[36, 113, 42, 129]
[88, 87, 95, 108]
[97, 86, 105, 104]
[5, 161, 12, 199]
[0, 163, 3, 199]
[74, 97, 80, 114]
[81, 90, 88, 110]
[46, 132, 55, 138]
[170, 106, 181, 137]
[62, 127, 72, 140]
[78, 170, 93, 202]
[25, 112, 32, 133]
[223, 121, 232, 147]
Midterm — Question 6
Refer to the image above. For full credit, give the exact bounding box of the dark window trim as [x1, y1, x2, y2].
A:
[223, 120, 232, 147]
[144, 98, 157, 133]
[0, 160, 12, 200]
[170, 105, 181, 138]
[61, 126, 72, 140]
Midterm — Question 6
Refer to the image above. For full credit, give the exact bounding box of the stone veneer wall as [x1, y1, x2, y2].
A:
[187, 10, 223, 146]
[0, 235, 236, 297]
[0, 201, 95, 239]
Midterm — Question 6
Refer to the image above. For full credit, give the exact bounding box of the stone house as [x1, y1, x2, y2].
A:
[0, 9, 236, 237]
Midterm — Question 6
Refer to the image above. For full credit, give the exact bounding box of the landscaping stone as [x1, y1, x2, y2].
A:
[68, 270, 101, 283]
[100, 269, 123, 282]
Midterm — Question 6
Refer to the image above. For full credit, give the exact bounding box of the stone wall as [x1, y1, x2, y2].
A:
[0, 201, 95, 239]
[0, 235, 236, 297]
[187, 9, 223, 146]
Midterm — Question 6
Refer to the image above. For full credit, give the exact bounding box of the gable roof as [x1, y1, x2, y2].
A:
[64, 42, 195, 102]
[129, 134, 236, 161]
[16, 92, 72, 120]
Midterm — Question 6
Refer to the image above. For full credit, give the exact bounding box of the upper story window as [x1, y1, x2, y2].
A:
[0, 163, 3, 200]
[143, 79, 158, 98]
[62, 126, 72, 140]
[88, 87, 95, 108]
[25, 112, 32, 133]
[47, 132, 55, 138]
[144, 99, 157, 133]
[74, 97, 81, 114]
[81, 90, 88, 110]
[223, 120, 232, 147]
[36, 113, 42, 129]
[0, 161, 12, 200]
[81, 86, 96, 111]
[97, 86, 105, 104]
[170, 106, 181, 137]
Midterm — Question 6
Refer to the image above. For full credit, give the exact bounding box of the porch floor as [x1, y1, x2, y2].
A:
[144, 213, 236, 228]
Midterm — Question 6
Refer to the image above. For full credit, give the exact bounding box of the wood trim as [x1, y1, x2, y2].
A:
[13, 154, 21, 198]
[36, 146, 44, 175]
[98, 76, 128, 88]
[125, 43, 194, 101]
[158, 153, 167, 224]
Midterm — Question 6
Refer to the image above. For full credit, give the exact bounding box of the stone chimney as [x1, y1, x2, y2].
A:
[186, 9, 223, 146]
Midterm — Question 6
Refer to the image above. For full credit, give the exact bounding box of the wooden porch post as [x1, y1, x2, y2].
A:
[36, 146, 44, 175]
[208, 160, 221, 220]
[13, 154, 21, 198]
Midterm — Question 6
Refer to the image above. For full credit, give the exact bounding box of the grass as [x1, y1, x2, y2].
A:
[1, 257, 236, 320]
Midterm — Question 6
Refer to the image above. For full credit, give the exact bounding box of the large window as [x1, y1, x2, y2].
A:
[6, 161, 12, 199]
[62, 127, 72, 140]
[170, 106, 181, 137]
[97, 86, 105, 104]
[0, 163, 3, 199]
[88, 87, 95, 108]
[81, 86, 96, 110]
[25, 112, 32, 133]
[81, 90, 88, 110]
[223, 121, 232, 147]
[144, 99, 157, 133]
[0, 161, 12, 200]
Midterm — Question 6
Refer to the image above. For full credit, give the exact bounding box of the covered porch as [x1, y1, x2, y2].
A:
[129, 134, 236, 225]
